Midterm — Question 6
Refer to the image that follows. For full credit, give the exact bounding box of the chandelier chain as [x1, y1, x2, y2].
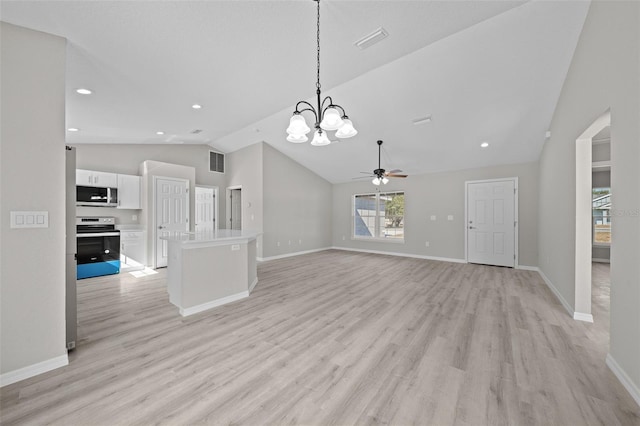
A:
[316, 0, 321, 90]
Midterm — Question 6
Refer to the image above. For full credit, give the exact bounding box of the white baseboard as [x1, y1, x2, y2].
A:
[537, 269, 574, 317]
[592, 258, 610, 263]
[606, 353, 640, 408]
[330, 246, 466, 264]
[179, 291, 249, 317]
[0, 354, 68, 388]
[573, 312, 594, 323]
[516, 265, 539, 271]
[257, 247, 332, 262]
[248, 277, 259, 293]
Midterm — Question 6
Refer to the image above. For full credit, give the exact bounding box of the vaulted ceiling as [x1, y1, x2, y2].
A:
[1, 0, 590, 183]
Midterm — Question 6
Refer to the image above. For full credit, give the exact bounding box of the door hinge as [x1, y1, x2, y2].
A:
[514, 254, 516, 260]
[514, 221, 517, 227]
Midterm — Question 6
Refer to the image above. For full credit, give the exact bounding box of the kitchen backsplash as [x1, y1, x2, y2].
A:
[75, 206, 141, 225]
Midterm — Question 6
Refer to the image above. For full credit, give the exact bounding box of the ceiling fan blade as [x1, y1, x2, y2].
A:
[359, 171, 373, 175]
[352, 175, 373, 180]
[386, 169, 403, 174]
[387, 174, 408, 178]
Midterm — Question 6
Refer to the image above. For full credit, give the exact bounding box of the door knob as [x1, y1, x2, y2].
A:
[469, 226, 476, 229]
[158, 225, 165, 230]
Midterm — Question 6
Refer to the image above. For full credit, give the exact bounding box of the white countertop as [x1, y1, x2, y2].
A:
[160, 229, 259, 245]
[115, 224, 144, 231]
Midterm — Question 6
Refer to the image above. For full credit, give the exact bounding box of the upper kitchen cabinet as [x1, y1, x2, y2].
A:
[117, 174, 141, 209]
[76, 169, 117, 188]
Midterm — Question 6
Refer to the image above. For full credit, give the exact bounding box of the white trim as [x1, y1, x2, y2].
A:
[606, 353, 640, 408]
[331, 246, 465, 264]
[257, 247, 332, 262]
[179, 291, 249, 317]
[592, 258, 610, 264]
[0, 354, 68, 387]
[538, 269, 573, 317]
[248, 277, 258, 293]
[516, 265, 539, 271]
[464, 177, 519, 267]
[573, 312, 594, 323]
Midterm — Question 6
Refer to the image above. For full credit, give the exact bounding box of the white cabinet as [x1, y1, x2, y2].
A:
[121, 231, 145, 270]
[117, 174, 141, 209]
[76, 169, 117, 188]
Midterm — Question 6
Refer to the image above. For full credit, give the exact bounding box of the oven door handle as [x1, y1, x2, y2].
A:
[77, 232, 120, 238]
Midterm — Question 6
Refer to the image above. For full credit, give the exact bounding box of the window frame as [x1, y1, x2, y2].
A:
[352, 191, 405, 243]
[592, 187, 611, 247]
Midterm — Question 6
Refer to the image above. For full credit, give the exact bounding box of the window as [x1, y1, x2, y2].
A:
[209, 151, 225, 173]
[353, 192, 404, 241]
[592, 187, 611, 245]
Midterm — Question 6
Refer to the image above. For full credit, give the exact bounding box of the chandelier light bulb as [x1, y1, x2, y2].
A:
[310, 129, 331, 146]
[320, 107, 344, 131]
[286, 115, 311, 136]
[372, 177, 381, 185]
[286, 133, 309, 143]
[335, 118, 357, 138]
[382, 177, 389, 185]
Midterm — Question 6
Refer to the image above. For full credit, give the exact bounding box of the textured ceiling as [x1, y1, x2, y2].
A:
[1, 0, 590, 182]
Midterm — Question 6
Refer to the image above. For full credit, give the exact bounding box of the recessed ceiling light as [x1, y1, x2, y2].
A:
[67, 128, 79, 132]
[481, 142, 489, 148]
[76, 88, 92, 95]
[192, 104, 202, 109]
[412, 115, 432, 125]
[156, 131, 165, 135]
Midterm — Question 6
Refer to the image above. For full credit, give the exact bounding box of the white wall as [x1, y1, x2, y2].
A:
[332, 162, 538, 267]
[225, 143, 264, 257]
[538, 1, 640, 398]
[262, 143, 332, 259]
[0, 23, 68, 380]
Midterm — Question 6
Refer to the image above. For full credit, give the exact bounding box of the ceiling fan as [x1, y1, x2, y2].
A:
[355, 140, 408, 185]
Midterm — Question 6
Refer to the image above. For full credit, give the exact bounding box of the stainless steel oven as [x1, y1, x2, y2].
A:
[76, 217, 120, 279]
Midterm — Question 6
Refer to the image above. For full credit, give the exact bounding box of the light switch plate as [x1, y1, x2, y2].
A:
[10, 211, 49, 229]
[231, 244, 240, 251]
[430, 215, 437, 221]
[448, 215, 454, 221]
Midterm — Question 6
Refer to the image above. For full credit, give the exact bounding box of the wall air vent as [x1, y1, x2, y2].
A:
[355, 27, 388, 50]
[209, 150, 225, 173]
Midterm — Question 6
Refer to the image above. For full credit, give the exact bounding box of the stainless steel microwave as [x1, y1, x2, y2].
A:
[76, 186, 118, 207]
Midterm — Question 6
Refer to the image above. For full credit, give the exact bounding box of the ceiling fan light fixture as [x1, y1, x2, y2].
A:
[287, 133, 309, 143]
[319, 107, 344, 131]
[310, 129, 331, 146]
[335, 118, 358, 138]
[372, 177, 381, 185]
[382, 177, 389, 185]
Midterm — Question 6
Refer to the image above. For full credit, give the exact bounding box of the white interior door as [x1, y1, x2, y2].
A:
[195, 186, 216, 233]
[155, 178, 189, 268]
[230, 188, 242, 230]
[466, 179, 516, 267]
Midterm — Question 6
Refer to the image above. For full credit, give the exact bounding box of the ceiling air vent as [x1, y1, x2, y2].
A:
[209, 150, 225, 174]
[355, 27, 388, 50]
[191, 129, 203, 134]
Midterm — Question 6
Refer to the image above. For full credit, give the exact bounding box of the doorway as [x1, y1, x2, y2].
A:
[226, 186, 242, 230]
[154, 177, 189, 268]
[195, 186, 217, 233]
[574, 110, 610, 322]
[465, 178, 518, 267]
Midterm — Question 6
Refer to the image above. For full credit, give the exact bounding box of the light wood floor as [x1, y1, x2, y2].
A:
[1, 251, 638, 425]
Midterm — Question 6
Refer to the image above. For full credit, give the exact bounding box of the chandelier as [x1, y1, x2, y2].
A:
[286, 0, 358, 146]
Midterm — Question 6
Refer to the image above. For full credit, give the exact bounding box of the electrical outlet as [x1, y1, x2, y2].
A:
[448, 215, 453, 221]
[430, 215, 437, 221]
[288, 240, 291, 245]
[342, 235, 346, 240]
[132, 214, 138, 221]
[425, 241, 430, 247]
[299, 239, 302, 244]
[277, 242, 280, 247]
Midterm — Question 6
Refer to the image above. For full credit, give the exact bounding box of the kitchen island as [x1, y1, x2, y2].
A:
[161, 230, 259, 316]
